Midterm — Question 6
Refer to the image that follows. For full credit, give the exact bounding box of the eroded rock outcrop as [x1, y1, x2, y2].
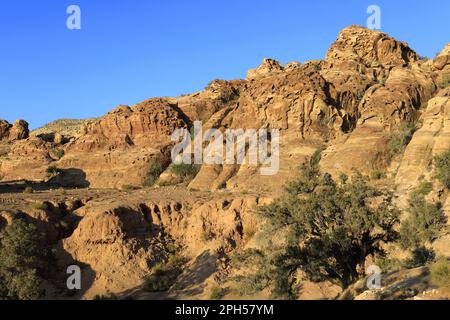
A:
[0, 119, 29, 142]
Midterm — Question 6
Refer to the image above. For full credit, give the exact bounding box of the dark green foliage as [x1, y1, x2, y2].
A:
[370, 169, 386, 180]
[45, 166, 61, 176]
[404, 247, 436, 268]
[388, 123, 417, 157]
[0, 219, 50, 300]
[415, 181, 433, 196]
[430, 258, 450, 289]
[437, 75, 450, 89]
[210, 286, 226, 300]
[234, 161, 401, 297]
[399, 191, 446, 250]
[144, 162, 165, 187]
[171, 163, 200, 182]
[143, 255, 187, 293]
[434, 150, 450, 189]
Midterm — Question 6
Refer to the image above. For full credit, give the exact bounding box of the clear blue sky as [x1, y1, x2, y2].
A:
[0, 0, 449, 129]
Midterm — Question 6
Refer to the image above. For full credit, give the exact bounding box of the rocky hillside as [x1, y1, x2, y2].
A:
[0, 25, 449, 300]
[31, 118, 96, 139]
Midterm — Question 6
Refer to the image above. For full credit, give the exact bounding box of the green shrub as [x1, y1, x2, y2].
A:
[434, 150, 450, 189]
[171, 163, 199, 177]
[143, 254, 187, 293]
[400, 191, 446, 250]
[171, 163, 200, 182]
[414, 181, 433, 196]
[404, 247, 436, 268]
[23, 186, 34, 194]
[0, 219, 50, 300]
[370, 169, 386, 180]
[45, 166, 61, 176]
[388, 123, 417, 157]
[437, 75, 450, 89]
[144, 162, 165, 187]
[376, 257, 402, 273]
[30, 202, 49, 211]
[210, 286, 225, 300]
[144, 274, 173, 292]
[430, 258, 450, 289]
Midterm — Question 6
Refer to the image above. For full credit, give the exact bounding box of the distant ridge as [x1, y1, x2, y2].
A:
[31, 118, 95, 138]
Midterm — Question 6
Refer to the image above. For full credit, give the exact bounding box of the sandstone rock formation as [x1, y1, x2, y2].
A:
[0, 119, 29, 142]
[1, 26, 450, 300]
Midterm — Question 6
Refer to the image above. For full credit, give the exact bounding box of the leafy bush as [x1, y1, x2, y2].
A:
[171, 163, 200, 182]
[437, 75, 450, 89]
[370, 169, 386, 180]
[404, 247, 436, 268]
[45, 166, 61, 176]
[415, 181, 433, 196]
[376, 257, 403, 273]
[434, 150, 450, 189]
[400, 191, 446, 250]
[0, 219, 50, 300]
[143, 254, 187, 293]
[234, 161, 401, 297]
[143, 274, 173, 292]
[210, 286, 226, 300]
[388, 123, 417, 156]
[430, 258, 450, 289]
[144, 162, 165, 187]
[30, 202, 49, 211]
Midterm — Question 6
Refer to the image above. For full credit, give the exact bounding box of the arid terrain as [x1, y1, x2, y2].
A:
[1, 25, 449, 300]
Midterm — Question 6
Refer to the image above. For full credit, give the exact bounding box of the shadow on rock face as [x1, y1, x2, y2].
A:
[0, 168, 90, 193]
[48, 168, 90, 189]
[53, 243, 97, 300]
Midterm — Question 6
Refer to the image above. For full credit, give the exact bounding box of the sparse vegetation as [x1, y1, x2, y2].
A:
[430, 258, 450, 289]
[23, 186, 34, 194]
[30, 202, 49, 211]
[388, 122, 417, 157]
[376, 257, 403, 273]
[210, 286, 226, 300]
[434, 150, 450, 189]
[53, 148, 65, 160]
[143, 254, 187, 293]
[234, 160, 401, 298]
[370, 169, 386, 180]
[243, 225, 257, 242]
[121, 184, 141, 192]
[437, 75, 450, 89]
[404, 247, 436, 268]
[144, 162, 165, 187]
[202, 229, 214, 242]
[45, 165, 61, 177]
[171, 163, 200, 183]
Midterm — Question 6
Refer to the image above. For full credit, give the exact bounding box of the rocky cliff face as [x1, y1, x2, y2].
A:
[1, 25, 449, 300]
